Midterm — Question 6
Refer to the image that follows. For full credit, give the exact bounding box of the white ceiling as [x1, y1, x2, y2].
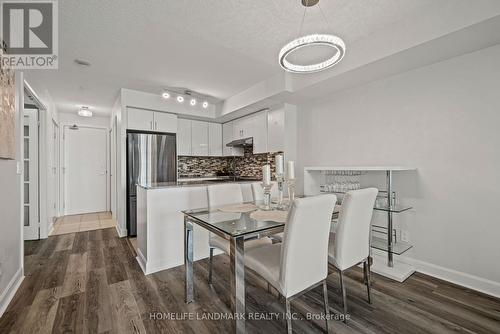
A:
[24, 0, 500, 117]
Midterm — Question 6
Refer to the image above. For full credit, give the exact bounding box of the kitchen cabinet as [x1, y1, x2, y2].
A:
[177, 118, 192, 155]
[191, 120, 209, 156]
[127, 107, 177, 133]
[209, 123, 223, 156]
[251, 111, 268, 154]
[223, 121, 243, 156]
[233, 117, 253, 139]
[267, 108, 285, 152]
[127, 107, 154, 131]
[154, 112, 177, 133]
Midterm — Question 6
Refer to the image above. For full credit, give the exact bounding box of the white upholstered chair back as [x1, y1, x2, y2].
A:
[207, 183, 244, 208]
[332, 188, 378, 270]
[251, 181, 279, 203]
[279, 194, 337, 298]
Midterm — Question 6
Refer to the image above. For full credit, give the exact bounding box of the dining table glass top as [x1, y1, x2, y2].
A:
[183, 203, 286, 237]
[182, 199, 340, 238]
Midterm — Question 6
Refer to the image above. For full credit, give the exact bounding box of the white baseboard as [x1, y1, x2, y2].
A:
[115, 224, 127, 238]
[0, 267, 24, 317]
[47, 221, 54, 237]
[402, 256, 500, 298]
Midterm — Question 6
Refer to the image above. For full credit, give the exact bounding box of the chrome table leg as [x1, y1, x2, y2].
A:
[208, 247, 214, 284]
[230, 236, 245, 333]
[184, 216, 194, 303]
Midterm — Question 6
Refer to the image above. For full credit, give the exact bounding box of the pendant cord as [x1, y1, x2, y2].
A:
[318, 3, 331, 30]
[297, 0, 309, 38]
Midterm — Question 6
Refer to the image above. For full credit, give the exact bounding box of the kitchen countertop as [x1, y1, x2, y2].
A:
[138, 177, 261, 190]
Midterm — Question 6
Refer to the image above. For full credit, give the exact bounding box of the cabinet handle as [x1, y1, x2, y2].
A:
[150, 121, 153, 130]
[155, 121, 158, 130]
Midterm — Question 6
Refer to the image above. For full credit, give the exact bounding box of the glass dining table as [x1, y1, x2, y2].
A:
[182, 201, 339, 333]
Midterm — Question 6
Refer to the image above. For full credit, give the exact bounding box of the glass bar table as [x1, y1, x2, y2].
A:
[182, 202, 338, 334]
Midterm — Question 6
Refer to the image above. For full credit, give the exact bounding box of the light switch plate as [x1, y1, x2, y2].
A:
[16, 161, 22, 175]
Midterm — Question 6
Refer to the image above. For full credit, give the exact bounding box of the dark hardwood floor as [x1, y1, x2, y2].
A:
[1, 228, 499, 333]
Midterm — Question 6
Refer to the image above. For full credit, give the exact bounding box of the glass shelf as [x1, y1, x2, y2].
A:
[371, 236, 413, 255]
[373, 204, 412, 213]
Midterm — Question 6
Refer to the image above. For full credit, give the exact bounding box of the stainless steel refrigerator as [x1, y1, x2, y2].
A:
[126, 132, 176, 236]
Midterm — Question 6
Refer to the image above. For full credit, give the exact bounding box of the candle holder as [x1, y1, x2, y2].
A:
[286, 178, 296, 205]
[260, 182, 274, 211]
[275, 173, 286, 210]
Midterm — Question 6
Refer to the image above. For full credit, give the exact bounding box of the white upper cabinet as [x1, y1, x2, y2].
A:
[233, 117, 253, 139]
[223, 121, 243, 157]
[177, 118, 191, 156]
[209, 123, 223, 156]
[127, 107, 154, 131]
[154, 112, 177, 133]
[191, 120, 209, 156]
[251, 111, 268, 154]
[267, 108, 285, 152]
[127, 107, 177, 133]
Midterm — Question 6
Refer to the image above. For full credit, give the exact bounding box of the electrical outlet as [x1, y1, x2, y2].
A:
[401, 230, 410, 243]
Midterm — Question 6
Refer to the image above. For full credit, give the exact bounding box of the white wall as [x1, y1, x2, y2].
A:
[58, 112, 110, 128]
[0, 72, 24, 316]
[297, 44, 500, 295]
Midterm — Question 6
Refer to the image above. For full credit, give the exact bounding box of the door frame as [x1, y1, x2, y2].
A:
[22, 108, 39, 240]
[60, 124, 110, 215]
[23, 81, 51, 240]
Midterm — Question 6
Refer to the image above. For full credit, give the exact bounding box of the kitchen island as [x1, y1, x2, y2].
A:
[136, 180, 256, 274]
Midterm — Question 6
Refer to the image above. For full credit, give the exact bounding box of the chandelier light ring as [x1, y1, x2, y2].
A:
[279, 34, 346, 73]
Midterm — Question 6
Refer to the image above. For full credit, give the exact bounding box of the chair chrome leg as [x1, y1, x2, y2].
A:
[322, 280, 330, 333]
[208, 247, 214, 284]
[365, 259, 372, 304]
[285, 298, 293, 334]
[339, 270, 347, 323]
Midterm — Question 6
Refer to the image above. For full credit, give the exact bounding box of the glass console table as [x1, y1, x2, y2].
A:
[304, 166, 416, 282]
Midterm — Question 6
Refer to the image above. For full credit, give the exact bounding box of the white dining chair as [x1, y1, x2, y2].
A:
[328, 188, 378, 322]
[206, 183, 271, 284]
[245, 194, 337, 334]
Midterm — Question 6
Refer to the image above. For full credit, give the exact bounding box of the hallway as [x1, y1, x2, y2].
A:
[50, 212, 116, 235]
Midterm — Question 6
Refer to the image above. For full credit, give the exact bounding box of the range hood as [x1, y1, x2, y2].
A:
[226, 137, 253, 147]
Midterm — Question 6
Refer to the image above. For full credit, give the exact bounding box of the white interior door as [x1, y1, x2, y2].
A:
[64, 126, 108, 215]
[23, 109, 39, 240]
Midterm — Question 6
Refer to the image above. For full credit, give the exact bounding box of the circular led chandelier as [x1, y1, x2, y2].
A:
[279, 0, 346, 74]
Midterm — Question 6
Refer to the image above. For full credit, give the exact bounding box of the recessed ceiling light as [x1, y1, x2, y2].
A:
[74, 59, 91, 67]
[202, 101, 209, 109]
[177, 96, 184, 103]
[190, 98, 196, 106]
[162, 92, 170, 99]
[78, 106, 92, 117]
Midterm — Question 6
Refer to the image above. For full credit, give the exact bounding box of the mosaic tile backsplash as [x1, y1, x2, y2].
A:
[178, 147, 283, 179]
